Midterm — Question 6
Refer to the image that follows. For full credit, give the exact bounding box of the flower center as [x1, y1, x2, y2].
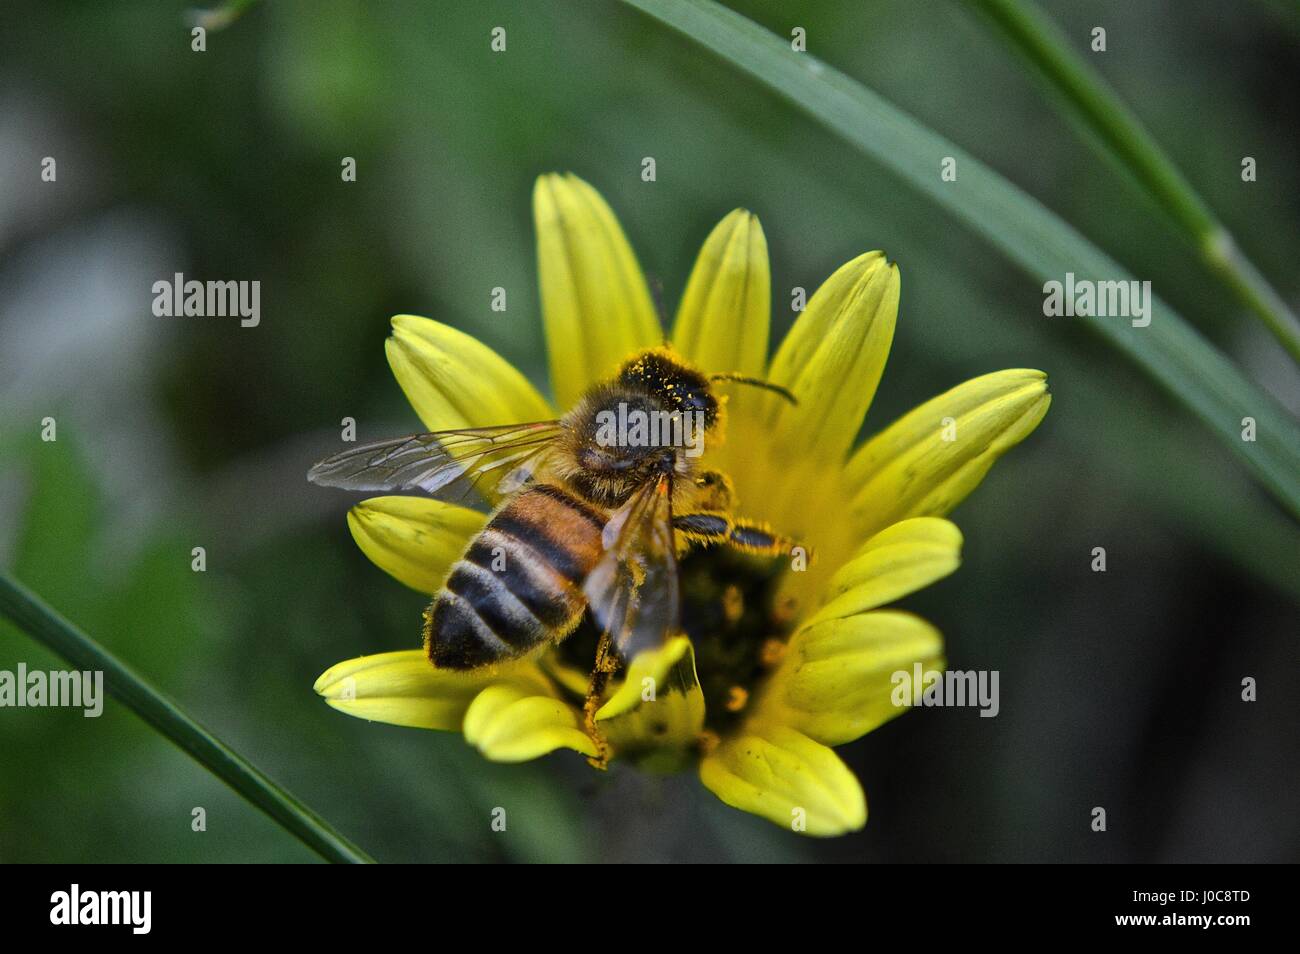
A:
[678, 547, 796, 734]
[555, 548, 796, 736]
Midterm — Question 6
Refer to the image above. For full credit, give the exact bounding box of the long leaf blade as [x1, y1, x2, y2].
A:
[0, 572, 376, 864]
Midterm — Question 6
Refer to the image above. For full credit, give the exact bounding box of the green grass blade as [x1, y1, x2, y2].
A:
[0, 572, 376, 864]
[966, 0, 1300, 364]
[618, 0, 1300, 518]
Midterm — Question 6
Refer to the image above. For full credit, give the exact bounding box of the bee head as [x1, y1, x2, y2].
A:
[618, 349, 719, 429]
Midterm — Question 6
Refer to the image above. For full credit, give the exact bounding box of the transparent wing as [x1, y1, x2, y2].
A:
[307, 421, 563, 510]
[582, 474, 680, 662]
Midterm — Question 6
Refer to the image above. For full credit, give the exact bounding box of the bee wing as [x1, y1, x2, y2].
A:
[307, 421, 563, 510]
[583, 474, 680, 662]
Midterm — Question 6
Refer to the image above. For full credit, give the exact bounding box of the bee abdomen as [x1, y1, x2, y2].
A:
[426, 485, 605, 670]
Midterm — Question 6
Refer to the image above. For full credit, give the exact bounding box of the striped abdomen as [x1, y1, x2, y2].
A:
[425, 484, 606, 669]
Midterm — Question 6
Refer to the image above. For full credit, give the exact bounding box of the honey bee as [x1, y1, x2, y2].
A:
[309, 348, 793, 765]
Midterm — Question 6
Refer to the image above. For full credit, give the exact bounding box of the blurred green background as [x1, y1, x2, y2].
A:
[1, 0, 1297, 863]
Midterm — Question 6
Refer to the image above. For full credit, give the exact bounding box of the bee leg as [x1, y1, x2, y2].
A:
[672, 511, 733, 546]
[672, 511, 796, 560]
[727, 520, 794, 558]
[581, 628, 620, 770]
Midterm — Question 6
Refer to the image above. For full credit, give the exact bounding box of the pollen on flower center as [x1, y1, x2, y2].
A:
[554, 544, 795, 738]
[678, 547, 795, 732]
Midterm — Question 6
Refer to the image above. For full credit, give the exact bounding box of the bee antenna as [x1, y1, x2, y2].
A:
[709, 373, 798, 406]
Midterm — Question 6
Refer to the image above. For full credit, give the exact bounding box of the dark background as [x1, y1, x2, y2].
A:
[0, 0, 1296, 862]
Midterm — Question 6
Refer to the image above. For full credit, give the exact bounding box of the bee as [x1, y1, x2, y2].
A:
[309, 348, 793, 765]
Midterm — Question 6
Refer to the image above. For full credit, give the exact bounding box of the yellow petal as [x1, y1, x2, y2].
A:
[767, 610, 945, 746]
[347, 496, 484, 595]
[313, 650, 547, 731]
[533, 173, 661, 408]
[672, 209, 770, 378]
[699, 723, 866, 836]
[463, 682, 598, 762]
[537, 654, 592, 698]
[596, 637, 705, 766]
[847, 369, 1050, 537]
[762, 252, 898, 464]
[385, 314, 554, 431]
[804, 517, 962, 626]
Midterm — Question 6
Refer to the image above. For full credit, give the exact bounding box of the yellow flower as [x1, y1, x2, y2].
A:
[314, 173, 1050, 837]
